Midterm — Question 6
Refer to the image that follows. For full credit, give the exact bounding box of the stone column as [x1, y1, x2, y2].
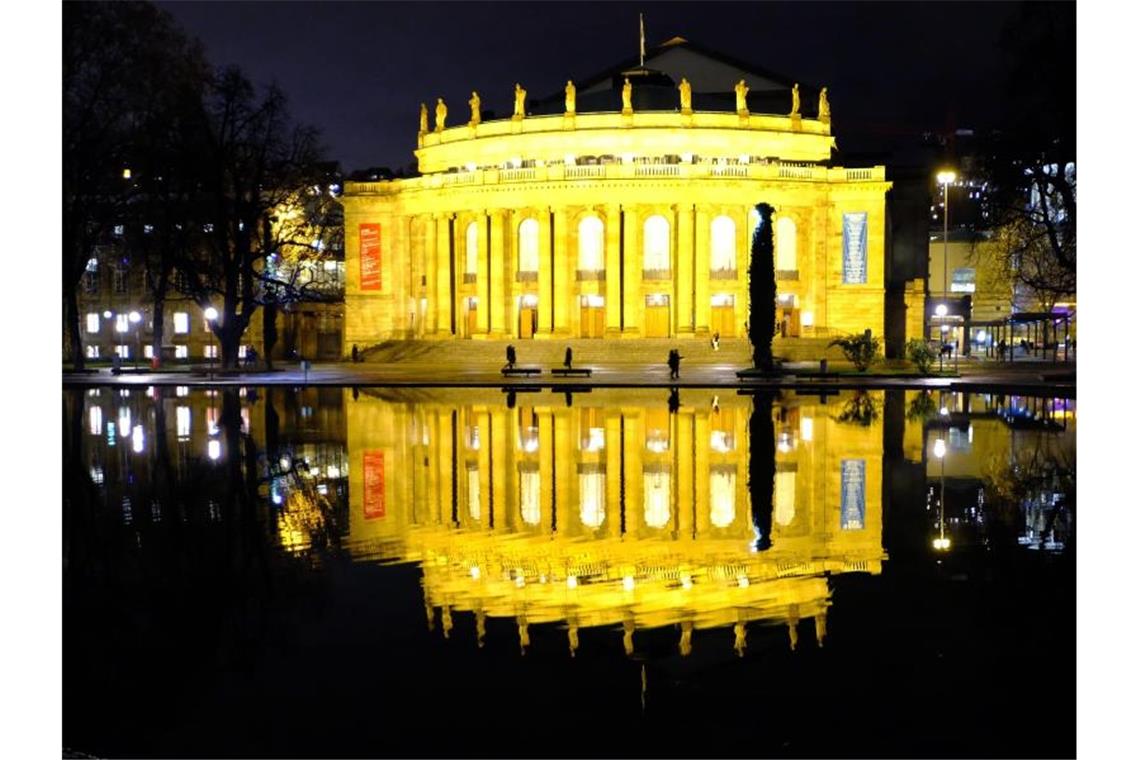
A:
[621, 206, 641, 336]
[402, 215, 414, 336]
[435, 213, 455, 336]
[605, 413, 623, 539]
[489, 209, 508, 337]
[537, 207, 553, 337]
[604, 203, 622, 334]
[675, 204, 695, 334]
[475, 212, 490, 335]
[694, 206, 711, 335]
[552, 207, 572, 336]
[424, 215, 438, 335]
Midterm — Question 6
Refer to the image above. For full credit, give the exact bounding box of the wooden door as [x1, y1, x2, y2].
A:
[711, 306, 735, 338]
[519, 307, 536, 339]
[465, 305, 478, 337]
[645, 306, 670, 338]
[580, 306, 604, 338]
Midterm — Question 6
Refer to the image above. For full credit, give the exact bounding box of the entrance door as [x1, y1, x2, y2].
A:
[519, 307, 536, 338]
[465, 298, 479, 338]
[710, 294, 735, 338]
[645, 295, 670, 338]
[580, 295, 604, 338]
[779, 307, 800, 338]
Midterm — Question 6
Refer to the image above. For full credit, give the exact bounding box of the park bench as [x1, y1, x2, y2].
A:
[501, 366, 542, 377]
[551, 367, 593, 377]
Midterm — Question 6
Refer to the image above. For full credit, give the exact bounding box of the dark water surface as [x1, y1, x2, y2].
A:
[63, 386, 1075, 758]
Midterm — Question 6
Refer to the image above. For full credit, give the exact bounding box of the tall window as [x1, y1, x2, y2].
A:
[465, 222, 479, 275]
[86, 313, 100, 334]
[775, 470, 797, 526]
[643, 215, 670, 274]
[776, 217, 797, 272]
[710, 215, 736, 273]
[643, 468, 671, 528]
[519, 468, 540, 526]
[577, 216, 603, 272]
[113, 267, 129, 294]
[115, 314, 129, 333]
[710, 467, 736, 528]
[517, 218, 539, 273]
[173, 312, 190, 334]
[579, 467, 605, 528]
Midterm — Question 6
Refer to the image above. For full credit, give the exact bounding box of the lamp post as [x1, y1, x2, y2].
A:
[936, 169, 957, 352]
[933, 435, 950, 551]
[204, 306, 219, 378]
[128, 310, 142, 371]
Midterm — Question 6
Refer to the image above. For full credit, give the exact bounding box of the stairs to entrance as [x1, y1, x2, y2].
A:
[359, 337, 752, 367]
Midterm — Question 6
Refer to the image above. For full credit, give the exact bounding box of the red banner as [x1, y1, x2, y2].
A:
[359, 223, 382, 291]
[363, 450, 386, 519]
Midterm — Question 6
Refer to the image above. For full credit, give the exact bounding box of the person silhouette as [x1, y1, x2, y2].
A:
[564, 347, 573, 369]
[668, 387, 680, 414]
[667, 349, 681, 379]
[506, 344, 517, 369]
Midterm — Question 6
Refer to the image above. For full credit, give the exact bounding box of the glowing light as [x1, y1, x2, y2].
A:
[800, 417, 813, 442]
[327, 465, 340, 479]
[102, 310, 112, 319]
[737, 575, 750, 588]
[567, 575, 578, 589]
[941, 325, 949, 333]
[88, 406, 103, 436]
[932, 536, 952, 551]
[680, 574, 693, 590]
[204, 307, 219, 322]
[279, 456, 291, 471]
[801, 310, 814, 327]
[208, 439, 221, 460]
[622, 575, 635, 592]
[937, 170, 957, 186]
[128, 310, 141, 324]
[122, 168, 131, 179]
[940, 407, 949, 416]
[131, 425, 144, 453]
[935, 304, 948, 317]
[934, 438, 946, 459]
[470, 565, 481, 580]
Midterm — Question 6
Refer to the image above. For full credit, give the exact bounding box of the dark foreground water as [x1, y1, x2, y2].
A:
[63, 386, 1075, 758]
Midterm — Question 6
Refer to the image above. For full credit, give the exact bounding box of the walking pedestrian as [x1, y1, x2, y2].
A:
[564, 346, 573, 369]
[712, 331, 720, 351]
[667, 349, 681, 380]
[351, 344, 359, 363]
[506, 344, 517, 369]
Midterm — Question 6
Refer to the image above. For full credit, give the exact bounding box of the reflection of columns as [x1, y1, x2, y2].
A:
[604, 204, 622, 333]
[622, 206, 641, 335]
[538, 412, 554, 531]
[694, 205, 711, 334]
[676, 409, 694, 537]
[693, 411, 711, 537]
[490, 209, 508, 337]
[537, 208, 553, 336]
[605, 413, 623, 539]
[553, 411, 572, 530]
[623, 413, 643, 533]
[553, 208, 572, 336]
[676, 204, 695, 334]
[490, 408, 508, 528]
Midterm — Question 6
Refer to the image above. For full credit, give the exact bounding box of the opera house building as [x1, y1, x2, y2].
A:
[340, 39, 907, 355]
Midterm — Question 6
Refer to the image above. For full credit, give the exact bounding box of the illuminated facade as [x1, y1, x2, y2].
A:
[344, 388, 886, 654]
[340, 41, 897, 356]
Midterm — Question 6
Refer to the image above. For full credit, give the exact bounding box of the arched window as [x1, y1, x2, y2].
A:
[643, 215, 670, 274]
[577, 215, 604, 272]
[748, 208, 761, 242]
[579, 469, 605, 528]
[518, 218, 539, 273]
[465, 222, 479, 275]
[710, 468, 736, 528]
[776, 217, 797, 272]
[643, 469, 671, 528]
[775, 470, 796, 527]
[710, 215, 736, 273]
[520, 469, 540, 526]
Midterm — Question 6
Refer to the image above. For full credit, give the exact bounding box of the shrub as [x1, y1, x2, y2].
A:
[906, 338, 938, 375]
[829, 331, 880, 372]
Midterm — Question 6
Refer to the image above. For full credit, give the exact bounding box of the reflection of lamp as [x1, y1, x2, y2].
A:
[204, 306, 219, 377]
[128, 310, 141, 370]
[933, 436, 951, 551]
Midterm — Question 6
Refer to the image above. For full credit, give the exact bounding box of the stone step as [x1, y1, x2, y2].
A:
[359, 337, 752, 366]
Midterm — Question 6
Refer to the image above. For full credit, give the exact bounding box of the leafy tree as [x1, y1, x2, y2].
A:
[829, 331, 881, 371]
[906, 338, 937, 375]
[747, 204, 776, 371]
[837, 391, 879, 427]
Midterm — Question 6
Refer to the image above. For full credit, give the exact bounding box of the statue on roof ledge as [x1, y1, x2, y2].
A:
[565, 80, 576, 115]
[468, 91, 481, 127]
[621, 77, 633, 114]
[513, 83, 527, 119]
[679, 77, 692, 114]
[819, 87, 831, 121]
[791, 83, 801, 117]
[434, 98, 447, 132]
[419, 103, 428, 135]
[735, 79, 749, 116]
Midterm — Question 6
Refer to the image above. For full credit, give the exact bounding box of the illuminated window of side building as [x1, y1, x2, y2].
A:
[88, 406, 103, 436]
[465, 222, 479, 275]
[579, 464, 605, 528]
[143, 345, 153, 359]
[115, 314, 129, 333]
[466, 465, 481, 521]
[643, 466, 671, 528]
[176, 406, 191, 439]
[710, 215, 736, 273]
[85, 345, 100, 359]
[517, 218, 539, 273]
[174, 345, 188, 359]
[775, 468, 797, 526]
[776, 217, 797, 272]
[519, 465, 540, 526]
[710, 466, 736, 528]
[86, 313, 100, 333]
[643, 215, 670, 274]
[203, 345, 218, 359]
[173, 312, 190, 334]
[577, 215, 604, 272]
[115, 345, 129, 359]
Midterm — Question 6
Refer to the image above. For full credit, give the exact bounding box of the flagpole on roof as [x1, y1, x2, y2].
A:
[639, 13, 645, 66]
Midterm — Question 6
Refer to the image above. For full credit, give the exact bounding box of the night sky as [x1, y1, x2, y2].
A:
[159, 1, 1043, 173]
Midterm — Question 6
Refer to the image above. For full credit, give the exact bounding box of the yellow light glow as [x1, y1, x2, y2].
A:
[937, 170, 956, 185]
[932, 537, 952, 551]
[623, 575, 635, 592]
[933, 438, 946, 459]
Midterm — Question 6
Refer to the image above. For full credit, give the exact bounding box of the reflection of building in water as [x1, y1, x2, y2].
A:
[346, 388, 885, 654]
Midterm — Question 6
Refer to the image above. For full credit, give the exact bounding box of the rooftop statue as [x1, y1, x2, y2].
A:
[434, 98, 447, 132]
[621, 77, 632, 113]
[513, 82, 527, 119]
[735, 79, 749, 115]
[565, 80, 576, 115]
[819, 87, 830, 121]
[469, 91, 481, 127]
[419, 102, 428, 134]
[679, 77, 692, 113]
[791, 83, 800, 117]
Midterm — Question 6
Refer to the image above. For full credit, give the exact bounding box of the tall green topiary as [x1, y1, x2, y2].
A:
[748, 203, 776, 371]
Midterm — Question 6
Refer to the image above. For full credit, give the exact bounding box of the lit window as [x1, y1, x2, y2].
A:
[143, 345, 154, 359]
[776, 217, 797, 271]
[643, 215, 670, 273]
[579, 469, 605, 528]
[203, 345, 218, 359]
[85, 257, 98, 273]
[710, 293, 734, 308]
[643, 469, 671, 528]
[238, 345, 247, 359]
[173, 312, 190, 334]
[85, 345, 100, 359]
[710, 429, 734, 452]
[113, 225, 124, 237]
[175, 345, 188, 359]
[86, 313, 100, 334]
[206, 406, 219, 435]
[88, 406, 103, 436]
[577, 216, 604, 271]
[143, 224, 153, 234]
[115, 314, 129, 333]
[113, 268, 129, 294]
[775, 470, 797, 526]
[176, 406, 191, 439]
[710, 215, 736, 272]
[518, 218, 539, 273]
[467, 466, 481, 521]
[519, 469, 540, 526]
[465, 222, 479, 275]
[710, 468, 736, 528]
[115, 345, 130, 359]
[176, 385, 188, 397]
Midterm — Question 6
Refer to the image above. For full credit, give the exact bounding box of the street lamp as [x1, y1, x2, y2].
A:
[936, 169, 956, 350]
[204, 307, 219, 378]
[128, 310, 142, 370]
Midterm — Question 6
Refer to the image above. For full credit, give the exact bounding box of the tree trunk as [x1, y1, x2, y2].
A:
[65, 284, 85, 370]
[748, 204, 777, 371]
[262, 302, 278, 371]
[748, 392, 776, 551]
[151, 296, 166, 369]
[220, 325, 242, 370]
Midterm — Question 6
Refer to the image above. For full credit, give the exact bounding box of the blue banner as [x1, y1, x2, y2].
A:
[840, 459, 865, 530]
[842, 212, 868, 284]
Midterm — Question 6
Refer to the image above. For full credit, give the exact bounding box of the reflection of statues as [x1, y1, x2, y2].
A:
[434, 98, 447, 132]
[565, 80, 576, 114]
[517, 616, 530, 654]
[622, 617, 635, 655]
[790, 83, 800, 117]
[468, 91, 481, 126]
[680, 621, 693, 657]
[735, 79, 749, 115]
[442, 604, 453, 638]
[418, 102, 428, 134]
[679, 77, 692, 113]
[424, 601, 434, 630]
[734, 621, 747, 657]
[568, 624, 579, 657]
[476, 608, 486, 647]
[818, 87, 830, 121]
[787, 620, 799, 650]
[621, 77, 632, 113]
[815, 611, 828, 646]
[513, 82, 527, 119]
